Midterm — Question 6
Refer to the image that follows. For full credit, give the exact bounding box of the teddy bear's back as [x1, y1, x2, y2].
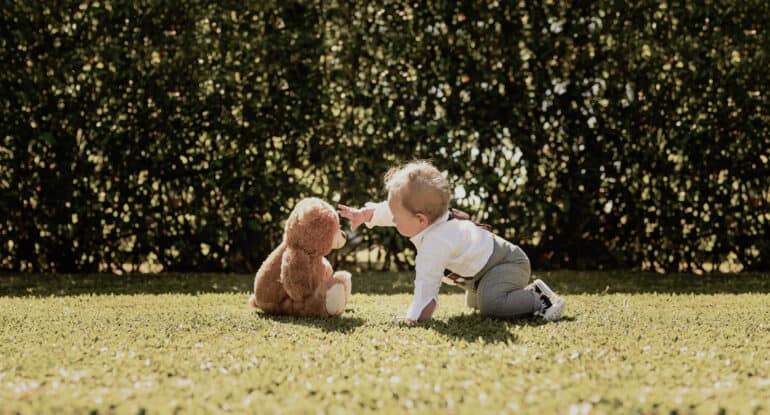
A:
[253, 242, 290, 313]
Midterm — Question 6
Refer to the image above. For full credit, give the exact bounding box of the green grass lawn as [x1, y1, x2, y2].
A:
[1, 271, 769, 414]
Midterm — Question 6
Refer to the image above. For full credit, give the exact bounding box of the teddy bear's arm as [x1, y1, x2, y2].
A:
[322, 257, 334, 279]
[280, 247, 322, 301]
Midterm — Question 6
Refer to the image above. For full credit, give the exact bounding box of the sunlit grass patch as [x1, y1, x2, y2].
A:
[1, 272, 768, 414]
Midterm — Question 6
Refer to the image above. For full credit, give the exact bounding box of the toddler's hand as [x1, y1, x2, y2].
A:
[337, 204, 373, 231]
[393, 316, 415, 326]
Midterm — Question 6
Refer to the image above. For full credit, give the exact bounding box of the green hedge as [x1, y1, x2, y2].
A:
[1, 0, 768, 273]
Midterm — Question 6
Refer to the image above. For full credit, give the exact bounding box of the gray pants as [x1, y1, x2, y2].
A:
[464, 236, 540, 318]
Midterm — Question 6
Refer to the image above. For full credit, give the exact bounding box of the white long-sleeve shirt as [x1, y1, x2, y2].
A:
[364, 201, 494, 320]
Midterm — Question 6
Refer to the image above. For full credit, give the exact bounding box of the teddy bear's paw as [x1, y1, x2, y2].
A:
[325, 283, 347, 316]
[333, 271, 352, 298]
[334, 270, 351, 282]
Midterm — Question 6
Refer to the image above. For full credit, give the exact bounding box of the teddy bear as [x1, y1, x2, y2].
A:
[249, 197, 352, 317]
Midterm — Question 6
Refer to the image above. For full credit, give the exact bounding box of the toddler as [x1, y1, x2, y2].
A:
[338, 160, 566, 324]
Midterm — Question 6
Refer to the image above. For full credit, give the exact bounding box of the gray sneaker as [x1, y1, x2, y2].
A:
[540, 294, 566, 322]
[529, 279, 566, 322]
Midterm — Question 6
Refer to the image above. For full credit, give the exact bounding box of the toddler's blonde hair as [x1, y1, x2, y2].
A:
[385, 160, 451, 223]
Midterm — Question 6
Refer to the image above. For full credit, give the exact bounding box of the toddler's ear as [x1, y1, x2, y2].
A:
[416, 213, 430, 226]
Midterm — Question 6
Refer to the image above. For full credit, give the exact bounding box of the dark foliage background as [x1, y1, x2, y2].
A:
[2, 0, 768, 273]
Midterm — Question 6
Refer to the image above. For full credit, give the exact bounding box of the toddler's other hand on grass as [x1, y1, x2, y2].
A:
[393, 316, 415, 326]
[337, 204, 374, 231]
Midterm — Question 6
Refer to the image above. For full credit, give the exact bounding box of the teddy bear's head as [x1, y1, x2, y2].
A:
[285, 197, 346, 257]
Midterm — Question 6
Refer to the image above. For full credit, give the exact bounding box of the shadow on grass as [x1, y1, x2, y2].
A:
[423, 313, 519, 344]
[422, 312, 572, 343]
[254, 312, 365, 333]
[534, 271, 770, 295]
[426, 313, 579, 344]
[0, 273, 255, 297]
[2, 271, 769, 298]
[352, 271, 770, 295]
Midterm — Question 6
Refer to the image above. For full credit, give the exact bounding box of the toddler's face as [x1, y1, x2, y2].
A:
[388, 192, 428, 238]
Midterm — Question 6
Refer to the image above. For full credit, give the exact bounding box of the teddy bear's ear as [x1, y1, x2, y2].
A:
[280, 246, 318, 302]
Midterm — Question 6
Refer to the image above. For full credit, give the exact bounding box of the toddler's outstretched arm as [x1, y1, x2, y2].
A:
[337, 204, 375, 231]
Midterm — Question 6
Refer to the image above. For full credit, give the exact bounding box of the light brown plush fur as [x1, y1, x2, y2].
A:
[249, 198, 352, 317]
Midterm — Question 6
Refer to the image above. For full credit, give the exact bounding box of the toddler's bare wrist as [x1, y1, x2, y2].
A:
[364, 207, 374, 222]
